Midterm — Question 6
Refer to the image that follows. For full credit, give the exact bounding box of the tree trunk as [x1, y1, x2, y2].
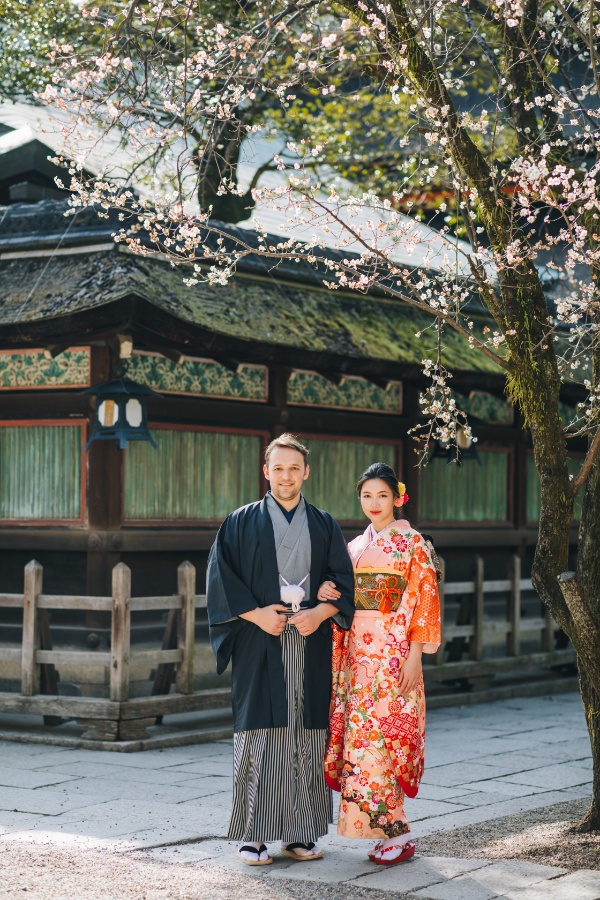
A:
[344, 0, 600, 831]
[528, 393, 573, 635]
[196, 119, 256, 224]
[573, 374, 600, 831]
[574, 658, 600, 832]
[205, 188, 256, 224]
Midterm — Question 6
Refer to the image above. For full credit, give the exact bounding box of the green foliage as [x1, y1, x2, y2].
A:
[0, 0, 92, 99]
[0, 0, 517, 220]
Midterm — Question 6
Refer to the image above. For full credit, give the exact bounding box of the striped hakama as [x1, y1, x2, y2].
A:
[227, 621, 332, 843]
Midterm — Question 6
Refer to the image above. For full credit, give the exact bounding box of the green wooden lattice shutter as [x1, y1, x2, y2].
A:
[0, 424, 82, 520]
[302, 439, 397, 520]
[124, 429, 261, 520]
[419, 450, 509, 523]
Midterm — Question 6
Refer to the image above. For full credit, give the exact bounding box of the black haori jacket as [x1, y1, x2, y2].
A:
[207, 495, 355, 733]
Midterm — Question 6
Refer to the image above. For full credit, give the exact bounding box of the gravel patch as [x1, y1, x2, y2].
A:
[418, 796, 600, 871]
[0, 841, 412, 900]
[3, 799, 600, 898]
[270, 884, 412, 900]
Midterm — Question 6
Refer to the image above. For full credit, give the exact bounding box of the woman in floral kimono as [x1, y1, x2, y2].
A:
[320, 462, 441, 866]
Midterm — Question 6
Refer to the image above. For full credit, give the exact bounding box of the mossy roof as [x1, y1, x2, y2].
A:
[0, 249, 501, 374]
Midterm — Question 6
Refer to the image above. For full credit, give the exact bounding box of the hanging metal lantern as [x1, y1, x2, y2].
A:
[430, 420, 482, 466]
[430, 435, 451, 462]
[455, 424, 482, 466]
[82, 378, 161, 450]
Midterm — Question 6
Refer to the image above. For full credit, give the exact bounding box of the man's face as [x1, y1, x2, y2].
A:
[264, 447, 310, 504]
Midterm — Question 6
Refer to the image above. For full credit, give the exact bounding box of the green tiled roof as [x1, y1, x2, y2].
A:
[0, 249, 501, 374]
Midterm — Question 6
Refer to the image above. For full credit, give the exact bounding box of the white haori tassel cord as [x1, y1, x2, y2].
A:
[279, 574, 309, 612]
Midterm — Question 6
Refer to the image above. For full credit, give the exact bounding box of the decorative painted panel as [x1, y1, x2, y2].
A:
[453, 390, 514, 425]
[0, 348, 90, 389]
[124, 428, 262, 521]
[527, 454, 582, 522]
[123, 353, 267, 401]
[419, 450, 509, 523]
[302, 439, 398, 521]
[0, 423, 83, 520]
[288, 371, 402, 414]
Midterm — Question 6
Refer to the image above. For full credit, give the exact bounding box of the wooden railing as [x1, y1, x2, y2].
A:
[0, 555, 576, 744]
[0, 560, 229, 742]
[424, 554, 575, 684]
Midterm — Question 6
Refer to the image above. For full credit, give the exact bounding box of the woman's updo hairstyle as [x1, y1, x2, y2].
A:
[356, 462, 408, 520]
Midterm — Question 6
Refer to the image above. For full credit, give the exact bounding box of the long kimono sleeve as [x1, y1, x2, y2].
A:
[320, 518, 355, 630]
[206, 516, 259, 674]
[405, 537, 441, 653]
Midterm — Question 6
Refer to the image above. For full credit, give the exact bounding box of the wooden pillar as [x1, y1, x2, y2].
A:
[514, 407, 529, 531]
[110, 562, 131, 702]
[435, 556, 446, 666]
[21, 560, 43, 696]
[269, 365, 291, 440]
[402, 382, 421, 523]
[176, 561, 196, 694]
[507, 554, 521, 656]
[86, 344, 122, 619]
[470, 555, 484, 661]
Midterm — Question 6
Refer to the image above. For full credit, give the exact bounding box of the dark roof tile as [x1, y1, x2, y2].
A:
[0, 250, 501, 373]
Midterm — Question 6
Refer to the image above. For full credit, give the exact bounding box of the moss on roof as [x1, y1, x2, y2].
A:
[0, 249, 501, 373]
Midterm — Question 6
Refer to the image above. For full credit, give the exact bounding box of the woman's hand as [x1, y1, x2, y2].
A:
[290, 602, 337, 635]
[396, 643, 423, 694]
[317, 580, 341, 602]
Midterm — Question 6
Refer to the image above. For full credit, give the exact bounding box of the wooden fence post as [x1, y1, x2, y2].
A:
[435, 556, 446, 666]
[508, 554, 521, 657]
[176, 561, 196, 694]
[110, 563, 131, 702]
[21, 560, 43, 696]
[470, 555, 484, 661]
[151, 610, 178, 700]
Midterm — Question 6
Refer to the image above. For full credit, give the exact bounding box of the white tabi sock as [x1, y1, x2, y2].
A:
[282, 841, 322, 857]
[239, 841, 269, 862]
[375, 835, 411, 860]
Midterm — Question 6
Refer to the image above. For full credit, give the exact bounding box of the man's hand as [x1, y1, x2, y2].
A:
[317, 580, 341, 602]
[289, 603, 337, 636]
[396, 643, 424, 694]
[240, 604, 288, 635]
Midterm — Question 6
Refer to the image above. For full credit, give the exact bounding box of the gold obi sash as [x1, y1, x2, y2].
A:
[354, 569, 407, 614]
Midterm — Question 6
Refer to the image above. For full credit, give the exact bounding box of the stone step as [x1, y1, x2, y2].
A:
[0, 672, 580, 750]
[0, 707, 233, 752]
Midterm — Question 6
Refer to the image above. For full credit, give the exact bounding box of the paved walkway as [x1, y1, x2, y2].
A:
[0, 692, 598, 899]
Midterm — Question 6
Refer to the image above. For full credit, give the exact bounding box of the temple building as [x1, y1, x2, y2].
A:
[0, 105, 582, 702]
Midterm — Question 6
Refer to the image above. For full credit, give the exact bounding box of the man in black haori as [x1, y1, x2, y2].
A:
[207, 434, 354, 866]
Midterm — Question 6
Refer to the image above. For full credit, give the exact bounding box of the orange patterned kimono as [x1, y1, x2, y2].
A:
[325, 522, 441, 840]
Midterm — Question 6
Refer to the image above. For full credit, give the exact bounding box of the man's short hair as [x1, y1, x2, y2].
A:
[264, 433, 309, 466]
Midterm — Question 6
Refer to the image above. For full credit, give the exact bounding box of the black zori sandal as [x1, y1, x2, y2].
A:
[281, 842, 324, 861]
[237, 843, 273, 866]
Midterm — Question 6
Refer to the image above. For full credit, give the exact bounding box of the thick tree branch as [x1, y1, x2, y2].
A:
[463, 9, 501, 79]
[556, 572, 600, 700]
[572, 429, 600, 495]
[501, 0, 542, 151]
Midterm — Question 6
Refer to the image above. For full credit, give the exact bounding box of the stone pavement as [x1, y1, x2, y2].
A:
[0, 692, 598, 899]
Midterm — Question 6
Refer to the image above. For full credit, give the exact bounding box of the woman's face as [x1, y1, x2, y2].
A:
[359, 478, 402, 530]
